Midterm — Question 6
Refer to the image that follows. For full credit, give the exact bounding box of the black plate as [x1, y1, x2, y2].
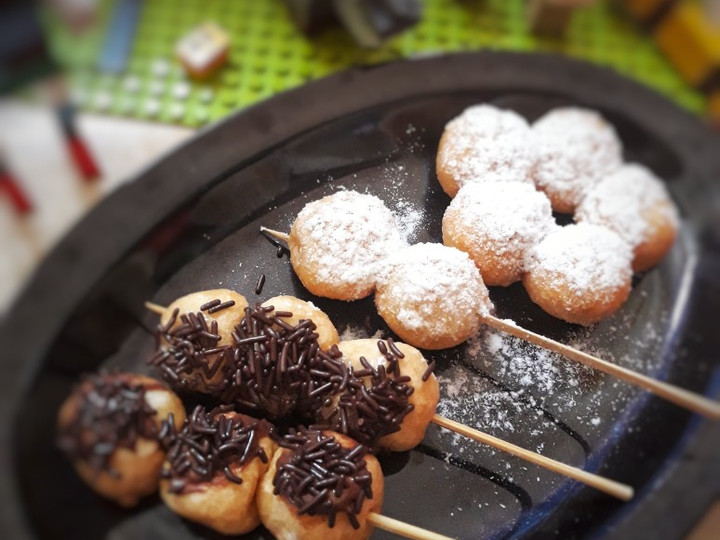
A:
[2, 52, 720, 540]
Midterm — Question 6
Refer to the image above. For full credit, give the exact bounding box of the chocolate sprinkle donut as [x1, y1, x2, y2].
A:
[315, 340, 415, 448]
[274, 428, 372, 529]
[159, 405, 272, 494]
[57, 373, 158, 476]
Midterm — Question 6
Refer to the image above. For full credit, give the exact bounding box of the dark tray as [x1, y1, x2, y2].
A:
[1, 52, 719, 540]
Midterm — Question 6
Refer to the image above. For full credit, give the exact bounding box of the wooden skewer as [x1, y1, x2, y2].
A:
[431, 414, 633, 501]
[483, 317, 720, 422]
[145, 301, 166, 315]
[368, 513, 455, 540]
[260, 226, 290, 243]
[258, 226, 720, 421]
[145, 302, 634, 500]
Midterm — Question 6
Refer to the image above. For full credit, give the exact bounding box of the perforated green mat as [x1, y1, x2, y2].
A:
[43, 0, 706, 127]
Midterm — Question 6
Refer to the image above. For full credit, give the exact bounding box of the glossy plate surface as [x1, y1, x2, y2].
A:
[2, 53, 719, 540]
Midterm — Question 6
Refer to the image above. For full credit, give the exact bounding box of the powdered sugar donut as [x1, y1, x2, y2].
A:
[289, 191, 407, 301]
[375, 243, 493, 350]
[436, 104, 535, 198]
[523, 224, 633, 326]
[575, 163, 679, 272]
[531, 107, 623, 213]
[442, 182, 554, 286]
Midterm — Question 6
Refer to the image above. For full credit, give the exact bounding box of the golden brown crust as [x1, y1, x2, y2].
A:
[435, 130, 462, 198]
[257, 431, 383, 540]
[522, 270, 631, 326]
[159, 434, 276, 535]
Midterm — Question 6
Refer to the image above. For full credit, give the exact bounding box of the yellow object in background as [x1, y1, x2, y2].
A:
[654, 1, 720, 89]
[624, 0, 674, 22]
[175, 22, 230, 80]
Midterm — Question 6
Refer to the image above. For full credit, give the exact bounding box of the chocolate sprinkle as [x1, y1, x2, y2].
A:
[219, 304, 348, 420]
[255, 274, 266, 295]
[315, 340, 418, 448]
[149, 305, 231, 391]
[274, 428, 372, 529]
[422, 360, 436, 382]
[57, 373, 158, 476]
[159, 405, 272, 494]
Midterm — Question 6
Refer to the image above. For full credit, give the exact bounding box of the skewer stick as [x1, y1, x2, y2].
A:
[145, 301, 166, 316]
[258, 226, 720, 421]
[145, 302, 633, 500]
[483, 316, 720, 421]
[368, 513, 455, 540]
[260, 226, 290, 243]
[431, 414, 633, 501]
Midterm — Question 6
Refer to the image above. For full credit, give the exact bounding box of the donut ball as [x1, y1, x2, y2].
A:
[262, 295, 340, 351]
[57, 373, 186, 507]
[436, 104, 535, 198]
[523, 223, 633, 326]
[153, 289, 248, 392]
[375, 243, 493, 350]
[335, 339, 439, 452]
[289, 191, 407, 301]
[443, 182, 554, 286]
[159, 406, 276, 535]
[531, 107, 623, 213]
[575, 163, 679, 272]
[258, 429, 383, 540]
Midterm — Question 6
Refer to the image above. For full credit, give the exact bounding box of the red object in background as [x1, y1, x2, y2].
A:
[0, 168, 32, 215]
[57, 103, 100, 182]
[66, 135, 100, 180]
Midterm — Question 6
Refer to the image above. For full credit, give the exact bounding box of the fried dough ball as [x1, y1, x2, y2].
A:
[442, 182, 554, 286]
[288, 191, 406, 301]
[258, 429, 383, 540]
[262, 295, 340, 351]
[575, 163, 679, 271]
[155, 289, 248, 392]
[523, 223, 633, 326]
[436, 104, 536, 198]
[375, 243, 493, 349]
[56, 373, 186, 507]
[335, 339, 439, 452]
[159, 406, 276, 535]
[531, 107, 623, 213]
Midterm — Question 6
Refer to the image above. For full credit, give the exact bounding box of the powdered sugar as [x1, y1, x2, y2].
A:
[438, 105, 536, 188]
[525, 223, 632, 296]
[443, 182, 554, 283]
[531, 107, 623, 212]
[377, 243, 493, 332]
[290, 191, 407, 298]
[575, 163, 679, 248]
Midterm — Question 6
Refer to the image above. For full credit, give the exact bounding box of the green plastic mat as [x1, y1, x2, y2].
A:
[43, 0, 706, 127]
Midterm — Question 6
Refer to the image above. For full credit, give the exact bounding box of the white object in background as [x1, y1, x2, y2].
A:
[0, 100, 193, 313]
